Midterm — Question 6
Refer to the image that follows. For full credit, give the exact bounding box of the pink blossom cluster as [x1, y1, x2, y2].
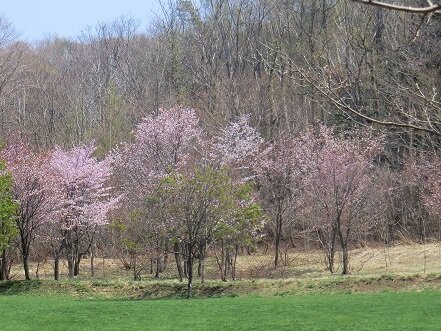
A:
[255, 125, 383, 228]
[210, 114, 263, 167]
[2, 142, 120, 231]
[300, 126, 383, 227]
[406, 155, 441, 218]
[1, 143, 58, 227]
[114, 107, 203, 198]
[51, 144, 120, 229]
[115, 108, 263, 204]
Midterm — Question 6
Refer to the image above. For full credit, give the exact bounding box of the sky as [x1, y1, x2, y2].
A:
[0, 0, 162, 41]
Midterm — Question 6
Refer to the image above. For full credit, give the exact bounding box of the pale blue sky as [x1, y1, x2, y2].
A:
[0, 0, 161, 41]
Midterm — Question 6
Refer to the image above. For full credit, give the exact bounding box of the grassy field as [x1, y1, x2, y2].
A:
[2, 243, 441, 330]
[1, 291, 441, 330]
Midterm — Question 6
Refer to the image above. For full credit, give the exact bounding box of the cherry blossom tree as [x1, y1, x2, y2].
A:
[405, 154, 441, 242]
[419, 156, 441, 219]
[50, 143, 119, 279]
[255, 136, 307, 268]
[210, 114, 262, 174]
[113, 107, 203, 279]
[1, 143, 56, 280]
[115, 107, 203, 198]
[208, 114, 264, 274]
[300, 126, 383, 274]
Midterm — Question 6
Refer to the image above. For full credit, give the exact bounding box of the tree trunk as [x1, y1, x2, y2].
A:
[35, 261, 40, 279]
[66, 230, 75, 278]
[183, 243, 189, 278]
[155, 257, 160, 278]
[132, 253, 141, 281]
[341, 243, 350, 275]
[186, 243, 193, 298]
[20, 229, 31, 280]
[0, 250, 8, 280]
[163, 241, 169, 272]
[318, 226, 337, 273]
[289, 230, 296, 249]
[339, 227, 351, 275]
[68, 258, 74, 278]
[199, 244, 206, 283]
[328, 226, 337, 273]
[174, 242, 183, 282]
[274, 198, 283, 268]
[223, 247, 229, 282]
[74, 256, 81, 276]
[54, 255, 60, 280]
[90, 246, 95, 277]
[214, 241, 227, 281]
[231, 245, 239, 281]
[23, 253, 31, 280]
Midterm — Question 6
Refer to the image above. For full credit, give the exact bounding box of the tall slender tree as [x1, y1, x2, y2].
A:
[0, 158, 18, 280]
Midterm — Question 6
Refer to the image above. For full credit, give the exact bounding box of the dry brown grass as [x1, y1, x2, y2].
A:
[203, 242, 441, 280]
[9, 257, 132, 280]
[3, 244, 441, 299]
[7, 242, 441, 281]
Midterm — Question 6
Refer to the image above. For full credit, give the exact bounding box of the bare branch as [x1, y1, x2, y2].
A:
[260, 43, 441, 137]
[350, 0, 441, 15]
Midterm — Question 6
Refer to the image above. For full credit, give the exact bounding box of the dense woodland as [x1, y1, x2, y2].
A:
[0, 0, 440, 297]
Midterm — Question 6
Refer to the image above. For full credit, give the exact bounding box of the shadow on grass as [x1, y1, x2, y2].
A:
[139, 281, 240, 300]
[0, 280, 43, 295]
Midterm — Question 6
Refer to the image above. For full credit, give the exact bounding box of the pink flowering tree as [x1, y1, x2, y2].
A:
[300, 126, 383, 274]
[1, 143, 57, 280]
[421, 166, 441, 235]
[405, 154, 441, 241]
[255, 135, 308, 268]
[113, 107, 203, 279]
[115, 111, 264, 282]
[208, 115, 264, 277]
[50, 143, 119, 279]
[210, 114, 262, 174]
[416, 156, 441, 220]
[115, 107, 203, 199]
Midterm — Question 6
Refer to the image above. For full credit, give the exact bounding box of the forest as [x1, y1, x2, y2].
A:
[0, 0, 440, 300]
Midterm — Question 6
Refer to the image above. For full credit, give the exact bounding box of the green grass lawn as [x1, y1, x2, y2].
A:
[1, 291, 440, 331]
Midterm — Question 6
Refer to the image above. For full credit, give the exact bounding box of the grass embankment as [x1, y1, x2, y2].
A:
[1, 291, 441, 330]
[1, 273, 441, 299]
